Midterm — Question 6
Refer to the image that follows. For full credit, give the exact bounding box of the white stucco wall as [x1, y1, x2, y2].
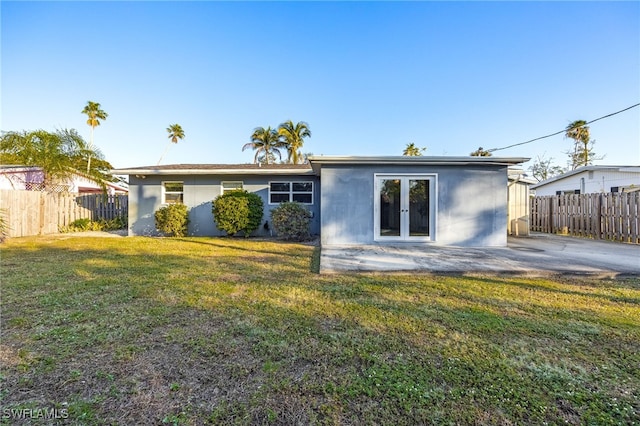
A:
[319, 164, 509, 247]
[128, 174, 321, 237]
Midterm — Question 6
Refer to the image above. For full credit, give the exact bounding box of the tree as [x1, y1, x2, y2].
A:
[564, 120, 602, 169]
[277, 120, 311, 164]
[81, 101, 108, 173]
[242, 126, 285, 164]
[0, 129, 113, 191]
[570, 141, 603, 169]
[529, 154, 565, 182]
[158, 124, 185, 165]
[403, 143, 426, 156]
[470, 147, 492, 157]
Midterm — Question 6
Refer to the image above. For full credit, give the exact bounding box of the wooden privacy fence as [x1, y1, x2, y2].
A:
[530, 192, 640, 244]
[0, 190, 128, 237]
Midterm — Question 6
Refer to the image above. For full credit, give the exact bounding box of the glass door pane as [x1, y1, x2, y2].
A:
[379, 179, 401, 237]
[409, 179, 429, 237]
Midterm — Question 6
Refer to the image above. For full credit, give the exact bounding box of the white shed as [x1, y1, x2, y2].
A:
[507, 169, 536, 236]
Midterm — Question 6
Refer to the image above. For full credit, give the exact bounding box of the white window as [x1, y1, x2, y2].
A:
[269, 181, 313, 204]
[163, 182, 184, 204]
[222, 181, 243, 193]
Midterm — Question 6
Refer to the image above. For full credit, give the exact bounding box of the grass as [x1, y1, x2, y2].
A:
[1, 235, 639, 425]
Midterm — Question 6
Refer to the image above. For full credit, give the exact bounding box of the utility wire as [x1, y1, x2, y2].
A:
[488, 102, 640, 153]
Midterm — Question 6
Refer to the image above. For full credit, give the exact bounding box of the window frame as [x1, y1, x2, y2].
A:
[162, 181, 184, 204]
[221, 181, 244, 193]
[268, 181, 314, 205]
[374, 173, 437, 242]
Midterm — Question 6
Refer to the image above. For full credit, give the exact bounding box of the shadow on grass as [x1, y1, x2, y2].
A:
[174, 236, 318, 258]
[310, 246, 321, 273]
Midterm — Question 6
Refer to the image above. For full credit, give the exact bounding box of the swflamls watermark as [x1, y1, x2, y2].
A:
[2, 407, 69, 420]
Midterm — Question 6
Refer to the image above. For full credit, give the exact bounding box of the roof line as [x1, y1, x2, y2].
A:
[111, 168, 316, 176]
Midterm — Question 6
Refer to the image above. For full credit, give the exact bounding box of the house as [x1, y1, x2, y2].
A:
[531, 165, 640, 196]
[0, 165, 128, 194]
[113, 155, 529, 247]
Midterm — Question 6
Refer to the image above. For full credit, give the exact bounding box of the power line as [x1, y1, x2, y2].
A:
[488, 102, 640, 153]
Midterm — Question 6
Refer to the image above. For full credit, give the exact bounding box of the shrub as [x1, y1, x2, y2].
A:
[60, 218, 100, 233]
[70, 218, 94, 231]
[270, 202, 311, 241]
[154, 203, 189, 237]
[60, 216, 128, 233]
[99, 215, 128, 231]
[0, 208, 9, 243]
[212, 190, 264, 237]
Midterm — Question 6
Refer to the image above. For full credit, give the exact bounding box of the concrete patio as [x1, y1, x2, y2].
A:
[320, 233, 640, 278]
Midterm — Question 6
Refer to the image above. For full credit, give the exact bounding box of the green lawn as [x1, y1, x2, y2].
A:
[1, 236, 639, 425]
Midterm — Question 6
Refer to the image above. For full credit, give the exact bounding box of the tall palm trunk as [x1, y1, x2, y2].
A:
[87, 126, 94, 173]
[158, 142, 172, 165]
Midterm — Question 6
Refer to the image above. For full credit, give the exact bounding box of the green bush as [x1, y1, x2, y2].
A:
[154, 203, 189, 237]
[60, 218, 101, 232]
[212, 190, 264, 237]
[99, 215, 128, 231]
[70, 218, 94, 231]
[0, 208, 9, 243]
[270, 202, 312, 241]
[59, 216, 127, 233]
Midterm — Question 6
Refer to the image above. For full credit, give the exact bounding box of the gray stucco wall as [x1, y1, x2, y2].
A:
[128, 174, 320, 237]
[319, 164, 508, 247]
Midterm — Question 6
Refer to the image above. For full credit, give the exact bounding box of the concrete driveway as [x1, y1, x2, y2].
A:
[320, 233, 640, 278]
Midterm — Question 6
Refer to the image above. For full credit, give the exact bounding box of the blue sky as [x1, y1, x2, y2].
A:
[2, 1, 639, 170]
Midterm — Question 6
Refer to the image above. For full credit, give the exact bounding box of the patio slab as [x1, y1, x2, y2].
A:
[319, 233, 640, 278]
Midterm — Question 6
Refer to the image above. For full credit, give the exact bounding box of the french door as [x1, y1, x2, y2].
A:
[374, 175, 435, 241]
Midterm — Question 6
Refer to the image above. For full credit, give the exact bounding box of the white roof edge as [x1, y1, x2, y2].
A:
[0, 165, 43, 172]
[110, 168, 316, 176]
[307, 155, 530, 165]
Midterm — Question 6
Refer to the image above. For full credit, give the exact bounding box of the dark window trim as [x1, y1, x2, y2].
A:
[268, 181, 314, 205]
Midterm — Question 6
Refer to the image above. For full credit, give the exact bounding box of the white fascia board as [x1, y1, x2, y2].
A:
[308, 155, 530, 167]
[111, 168, 316, 176]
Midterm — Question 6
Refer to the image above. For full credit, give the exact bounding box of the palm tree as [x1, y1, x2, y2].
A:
[403, 143, 425, 156]
[243, 126, 285, 164]
[158, 124, 185, 165]
[565, 120, 593, 169]
[81, 101, 108, 172]
[277, 120, 311, 164]
[0, 129, 113, 191]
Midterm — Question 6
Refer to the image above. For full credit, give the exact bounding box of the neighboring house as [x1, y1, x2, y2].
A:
[531, 165, 640, 196]
[114, 156, 529, 247]
[0, 165, 128, 194]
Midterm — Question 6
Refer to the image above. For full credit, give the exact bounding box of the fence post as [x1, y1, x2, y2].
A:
[39, 192, 45, 235]
[631, 192, 639, 244]
[548, 196, 553, 233]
